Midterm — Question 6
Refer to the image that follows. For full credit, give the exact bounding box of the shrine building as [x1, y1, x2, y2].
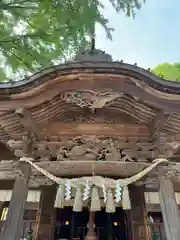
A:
[0, 48, 180, 240]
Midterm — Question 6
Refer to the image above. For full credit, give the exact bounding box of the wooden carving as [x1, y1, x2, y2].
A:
[8, 136, 175, 163]
[46, 136, 122, 162]
[61, 90, 123, 112]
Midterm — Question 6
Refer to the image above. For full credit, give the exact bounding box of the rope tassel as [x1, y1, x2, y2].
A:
[122, 185, 131, 210]
[73, 188, 83, 212]
[54, 184, 65, 208]
[106, 189, 115, 213]
[90, 187, 101, 212]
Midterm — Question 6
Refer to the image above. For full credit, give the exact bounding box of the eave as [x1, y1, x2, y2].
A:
[0, 59, 180, 171]
[0, 61, 180, 94]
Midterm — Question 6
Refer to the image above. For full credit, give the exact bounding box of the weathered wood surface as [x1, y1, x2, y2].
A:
[33, 185, 56, 240]
[40, 123, 150, 137]
[3, 123, 151, 140]
[7, 135, 176, 162]
[1, 70, 180, 111]
[0, 86, 180, 142]
[0, 64, 180, 167]
[158, 169, 180, 240]
[129, 185, 152, 240]
[15, 107, 40, 138]
[0, 162, 31, 240]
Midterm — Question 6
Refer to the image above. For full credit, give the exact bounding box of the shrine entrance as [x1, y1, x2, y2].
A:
[54, 207, 128, 240]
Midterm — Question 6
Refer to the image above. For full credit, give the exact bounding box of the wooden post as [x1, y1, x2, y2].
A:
[0, 162, 31, 240]
[129, 184, 151, 240]
[70, 212, 76, 240]
[0, 201, 5, 233]
[158, 169, 180, 240]
[33, 185, 56, 240]
[0, 200, 4, 216]
[107, 213, 113, 240]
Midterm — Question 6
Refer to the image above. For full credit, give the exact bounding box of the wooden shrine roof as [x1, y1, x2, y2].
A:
[0, 58, 180, 139]
[0, 50, 180, 185]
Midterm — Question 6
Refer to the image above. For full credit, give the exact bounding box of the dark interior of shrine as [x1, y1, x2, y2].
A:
[54, 207, 128, 240]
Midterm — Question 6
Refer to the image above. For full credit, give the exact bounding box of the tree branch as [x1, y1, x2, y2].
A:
[0, 1, 38, 10]
[0, 32, 46, 43]
[8, 49, 34, 72]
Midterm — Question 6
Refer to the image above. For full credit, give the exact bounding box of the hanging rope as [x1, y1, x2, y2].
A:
[19, 157, 168, 211]
[19, 157, 168, 188]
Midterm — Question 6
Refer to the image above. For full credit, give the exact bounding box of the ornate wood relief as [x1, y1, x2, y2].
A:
[8, 136, 173, 163]
[61, 90, 123, 111]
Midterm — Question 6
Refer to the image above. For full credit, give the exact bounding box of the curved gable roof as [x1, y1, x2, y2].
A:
[0, 61, 180, 95]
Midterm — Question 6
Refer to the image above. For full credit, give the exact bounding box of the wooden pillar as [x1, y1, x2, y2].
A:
[33, 184, 56, 240]
[0, 201, 5, 233]
[158, 169, 180, 240]
[0, 201, 4, 216]
[70, 212, 76, 240]
[0, 162, 31, 240]
[107, 213, 113, 240]
[129, 184, 151, 240]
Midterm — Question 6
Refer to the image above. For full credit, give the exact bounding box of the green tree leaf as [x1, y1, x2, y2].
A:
[0, 0, 146, 82]
[152, 63, 180, 81]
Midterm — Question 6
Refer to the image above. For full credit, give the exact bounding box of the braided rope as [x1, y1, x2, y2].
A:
[19, 157, 168, 188]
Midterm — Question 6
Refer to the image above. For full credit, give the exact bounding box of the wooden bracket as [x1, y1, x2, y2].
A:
[15, 107, 41, 157]
[15, 107, 40, 138]
[151, 111, 173, 139]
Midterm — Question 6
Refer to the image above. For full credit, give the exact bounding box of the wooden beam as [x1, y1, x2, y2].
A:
[0, 162, 31, 240]
[33, 185, 56, 240]
[158, 169, 180, 240]
[0, 160, 171, 181]
[0, 180, 15, 189]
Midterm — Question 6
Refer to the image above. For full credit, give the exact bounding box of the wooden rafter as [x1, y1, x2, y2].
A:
[0, 124, 11, 141]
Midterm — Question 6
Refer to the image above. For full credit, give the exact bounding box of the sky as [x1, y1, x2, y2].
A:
[95, 0, 180, 69]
